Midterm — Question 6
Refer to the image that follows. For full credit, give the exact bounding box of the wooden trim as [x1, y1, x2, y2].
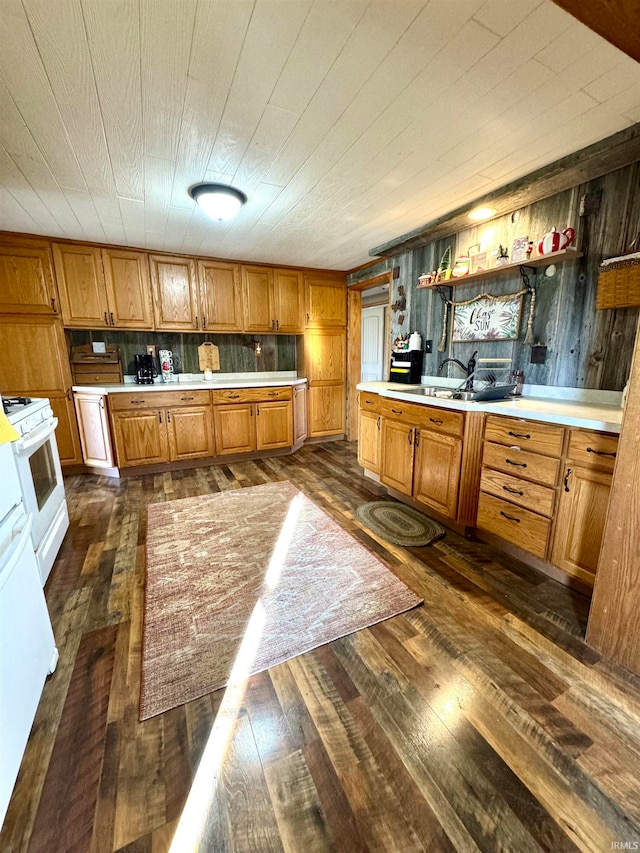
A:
[347, 271, 393, 292]
[345, 257, 384, 276]
[551, 0, 640, 63]
[347, 289, 362, 440]
[586, 315, 640, 674]
[371, 124, 640, 257]
[457, 412, 486, 527]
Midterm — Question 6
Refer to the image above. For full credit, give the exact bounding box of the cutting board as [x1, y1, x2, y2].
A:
[198, 342, 220, 372]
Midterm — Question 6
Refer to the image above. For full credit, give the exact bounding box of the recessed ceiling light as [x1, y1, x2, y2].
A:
[189, 183, 247, 221]
[468, 206, 496, 221]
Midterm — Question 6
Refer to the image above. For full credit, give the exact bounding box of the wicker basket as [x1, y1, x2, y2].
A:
[597, 253, 640, 309]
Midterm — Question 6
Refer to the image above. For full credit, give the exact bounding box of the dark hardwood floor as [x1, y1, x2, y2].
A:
[3, 441, 640, 852]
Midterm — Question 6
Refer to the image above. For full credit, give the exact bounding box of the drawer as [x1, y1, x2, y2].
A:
[483, 441, 560, 487]
[484, 415, 564, 458]
[479, 468, 556, 518]
[359, 391, 383, 414]
[109, 390, 210, 410]
[567, 429, 618, 473]
[379, 397, 464, 436]
[477, 492, 550, 559]
[212, 386, 292, 405]
[73, 371, 122, 385]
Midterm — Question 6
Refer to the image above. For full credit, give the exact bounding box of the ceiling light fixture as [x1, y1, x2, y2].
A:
[189, 183, 247, 221]
[468, 206, 496, 221]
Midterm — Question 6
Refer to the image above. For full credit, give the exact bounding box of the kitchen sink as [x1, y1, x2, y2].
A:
[401, 386, 475, 401]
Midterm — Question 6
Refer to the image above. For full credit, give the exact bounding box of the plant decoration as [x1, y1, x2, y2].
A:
[436, 245, 452, 282]
[494, 244, 509, 266]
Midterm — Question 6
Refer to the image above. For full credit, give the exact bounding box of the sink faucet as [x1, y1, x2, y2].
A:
[438, 351, 478, 391]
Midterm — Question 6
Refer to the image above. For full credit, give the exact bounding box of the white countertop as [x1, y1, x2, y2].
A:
[73, 371, 307, 395]
[357, 381, 624, 434]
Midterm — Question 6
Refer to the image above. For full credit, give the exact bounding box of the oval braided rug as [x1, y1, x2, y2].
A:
[356, 501, 445, 546]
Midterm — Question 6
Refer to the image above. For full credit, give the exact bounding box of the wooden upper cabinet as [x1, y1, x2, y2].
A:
[102, 248, 153, 329]
[273, 269, 304, 333]
[305, 276, 346, 327]
[0, 317, 72, 394]
[53, 243, 109, 328]
[305, 329, 346, 382]
[198, 260, 243, 332]
[242, 265, 274, 332]
[150, 254, 199, 331]
[0, 243, 58, 316]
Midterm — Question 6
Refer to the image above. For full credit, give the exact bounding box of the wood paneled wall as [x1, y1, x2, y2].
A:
[348, 161, 640, 390]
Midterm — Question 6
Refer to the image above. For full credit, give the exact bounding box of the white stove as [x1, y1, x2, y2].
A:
[2, 395, 69, 585]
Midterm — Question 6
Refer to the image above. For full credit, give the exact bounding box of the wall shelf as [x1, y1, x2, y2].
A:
[418, 247, 583, 288]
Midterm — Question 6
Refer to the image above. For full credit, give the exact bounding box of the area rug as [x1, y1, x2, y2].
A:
[140, 481, 421, 719]
[356, 501, 446, 546]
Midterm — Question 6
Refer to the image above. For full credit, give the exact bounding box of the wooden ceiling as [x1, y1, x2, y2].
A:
[0, 0, 639, 271]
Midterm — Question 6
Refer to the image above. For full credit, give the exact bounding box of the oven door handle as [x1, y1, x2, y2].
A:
[13, 418, 58, 455]
[0, 513, 33, 590]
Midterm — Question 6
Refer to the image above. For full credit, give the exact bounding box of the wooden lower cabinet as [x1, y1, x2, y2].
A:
[214, 404, 256, 455]
[308, 384, 345, 436]
[74, 392, 114, 468]
[256, 401, 292, 450]
[413, 430, 462, 518]
[551, 466, 613, 579]
[293, 384, 307, 445]
[357, 410, 381, 474]
[112, 409, 169, 467]
[477, 492, 551, 559]
[380, 419, 415, 495]
[50, 393, 83, 466]
[167, 405, 215, 461]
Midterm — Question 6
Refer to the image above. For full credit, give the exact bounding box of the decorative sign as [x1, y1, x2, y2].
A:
[469, 251, 488, 274]
[452, 295, 522, 342]
[511, 236, 530, 263]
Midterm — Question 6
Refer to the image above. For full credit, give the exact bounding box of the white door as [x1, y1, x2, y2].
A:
[361, 306, 386, 381]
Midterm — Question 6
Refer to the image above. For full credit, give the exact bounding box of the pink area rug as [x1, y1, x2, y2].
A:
[140, 481, 421, 719]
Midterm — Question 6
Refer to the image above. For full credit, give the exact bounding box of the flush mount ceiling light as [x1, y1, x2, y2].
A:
[189, 183, 247, 221]
[468, 206, 496, 221]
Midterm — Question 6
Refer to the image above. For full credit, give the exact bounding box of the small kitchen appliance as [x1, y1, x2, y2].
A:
[135, 353, 156, 384]
[159, 349, 174, 382]
[389, 349, 424, 384]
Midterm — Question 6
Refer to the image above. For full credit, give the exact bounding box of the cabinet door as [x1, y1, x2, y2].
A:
[242, 265, 274, 332]
[293, 384, 307, 444]
[166, 405, 215, 461]
[102, 248, 153, 329]
[273, 268, 304, 333]
[307, 384, 345, 437]
[413, 430, 462, 519]
[50, 392, 83, 467]
[73, 393, 114, 468]
[256, 401, 293, 450]
[198, 260, 243, 332]
[53, 244, 109, 328]
[150, 254, 199, 331]
[305, 329, 346, 382]
[358, 410, 381, 474]
[0, 317, 71, 395]
[111, 409, 169, 467]
[551, 466, 612, 579]
[0, 244, 58, 316]
[380, 419, 415, 496]
[213, 404, 256, 455]
[305, 277, 346, 327]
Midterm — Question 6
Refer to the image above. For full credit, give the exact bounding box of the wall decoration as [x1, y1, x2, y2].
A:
[468, 243, 481, 257]
[512, 236, 529, 263]
[452, 294, 523, 342]
[469, 251, 488, 274]
[493, 244, 510, 266]
[418, 271, 437, 288]
[451, 255, 469, 278]
[538, 226, 575, 255]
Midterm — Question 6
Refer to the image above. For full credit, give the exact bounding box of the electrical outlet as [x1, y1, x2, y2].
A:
[146, 345, 157, 357]
[425, 339, 433, 354]
[530, 345, 547, 364]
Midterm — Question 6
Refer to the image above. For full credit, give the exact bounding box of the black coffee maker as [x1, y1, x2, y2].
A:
[135, 353, 156, 384]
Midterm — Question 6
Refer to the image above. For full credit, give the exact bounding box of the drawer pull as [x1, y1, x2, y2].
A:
[500, 510, 521, 523]
[104, 311, 109, 325]
[377, 415, 381, 430]
[181, 396, 194, 401]
[130, 399, 146, 403]
[391, 408, 402, 414]
[110, 311, 115, 325]
[503, 485, 524, 496]
[586, 447, 617, 458]
[415, 428, 420, 447]
[429, 417, 443, 424]
[229, 394, 240, 399]
[167, 411, 171, 423]
[268, 391, 279, 396]
[508, 430, 530, 439]
[365, 400, 373, 404]
[506, 458, 527, 468]
[564, 467, 573, 492]
[158, 411, 162, 423]
[408, 428, 413, 445]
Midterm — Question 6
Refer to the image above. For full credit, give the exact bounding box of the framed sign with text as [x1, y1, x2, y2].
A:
[452, 294, 522, 342]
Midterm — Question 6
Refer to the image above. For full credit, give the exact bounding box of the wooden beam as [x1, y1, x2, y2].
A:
[586, 316, 640, 674]
[371, 123, 640, 258]
[551, 0, 640, 63]
[347, 289, 362, 441]
[348, 271, 393, 292]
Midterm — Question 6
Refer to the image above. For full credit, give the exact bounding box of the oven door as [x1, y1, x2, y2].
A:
[12, 417, 66, 553]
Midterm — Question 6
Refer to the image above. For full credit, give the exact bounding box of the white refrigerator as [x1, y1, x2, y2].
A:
[0, 437, 58, 829]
